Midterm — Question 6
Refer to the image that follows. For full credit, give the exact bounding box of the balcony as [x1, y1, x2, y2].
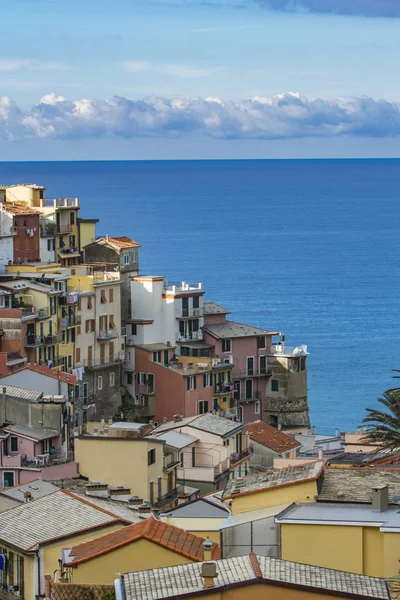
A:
[98, 328, 118, 340]
[6, 352, 27, 367]
[136, 393, 156, 417]
[25, 334, 60, 347]
[176, 331, 203, 343]
[38, 357, 65, 369]
[60, 314, 80, 328]
[36, 307, 51, 320]
[164, 281, 202, 295]
[178, 307, 204, 318]
[230, 448, 253, 467]
[83, 355, 123, 369]
[46, 197, 79, 208]
[137, 383, 155, 396]
[59, 293, 79, 306]
[268, 344, 308, 357]
[234, 390, 261, 403]
[58, 224, 73, 235]
[233, 368, 271, 378]
[163, 454, 180, 470]
[58, 246, 80, 256]
[214, 382, 233, 395]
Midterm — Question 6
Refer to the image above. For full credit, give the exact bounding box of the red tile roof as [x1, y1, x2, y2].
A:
[0, 363, 76, 385]
[67, 517, 220, 566]
[2, 202, 40, 216]
[106, 236, 141, 249]
[243, 421, 301, 455]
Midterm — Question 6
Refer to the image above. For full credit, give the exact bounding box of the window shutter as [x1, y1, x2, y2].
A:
[187, 377, 190, 391]
[193, 376, 197, 389]
[203, 374, 206, 388]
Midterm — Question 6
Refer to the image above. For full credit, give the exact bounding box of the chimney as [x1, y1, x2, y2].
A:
[85, 483, 109, 499]
[109, 487, 132, 502]
[335, 428, 340, 438]
[311, 425, 316, 435]
[372, 485, 389, 512]
[203, 538, 213, 562]
[24, 491, 32, 503]
[128, 496, 143, 506]
[318, 448, 323, 460]
[201, 562, 217, 589]
[105, 234, 109, 241]
[174, 414, 183, 423]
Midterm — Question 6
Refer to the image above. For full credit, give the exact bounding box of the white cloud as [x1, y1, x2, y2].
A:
[0, 60, 32, 71]
[1, 92, 400, 142]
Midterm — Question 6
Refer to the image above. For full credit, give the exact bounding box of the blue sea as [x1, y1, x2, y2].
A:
[1, 159, 399, 433]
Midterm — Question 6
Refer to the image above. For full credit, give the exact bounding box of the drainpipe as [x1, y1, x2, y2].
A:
[35, 549, 41, 600]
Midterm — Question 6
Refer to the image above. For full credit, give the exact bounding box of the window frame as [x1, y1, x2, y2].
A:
[271, 379, 279, 392]
[222, 339, 232, 353]
[148, 448, 156, 466]
[110, 372, 115, 387]
[255, 400, 261, 415]
[98, 375, 103, 390]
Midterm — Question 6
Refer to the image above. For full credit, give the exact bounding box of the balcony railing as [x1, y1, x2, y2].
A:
[230, 448, 253, 466]
[137, 383, 155, 395]
[176, 331, 203, 342]
[163, 455, 180, 470]
[25, 334, 60, 347]
[83, 356, 123, 369]
[36, 307, 51, 320]
[98, 328, 118, 340]
[214, 383, 233, 394]
[214, 458, 229, 477]
[46, 197, 79, 208]
[234, 390, 261, 402]
[58, 224, 73, 234]
[233, 368, 271, 378]
[59, 293, 79, 306]
[179, 307, 204, 318]
[58, 246, 80, 255]
[164, 281, 202, 294]
[268, 344, 308, 356]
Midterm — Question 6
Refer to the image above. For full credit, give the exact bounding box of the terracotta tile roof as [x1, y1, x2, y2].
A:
[0, 363, 76, 385]
[67, 517, 220, 565]
[106, 236, 140, 249]
[1, 202, 40, 216]
[243, 421, 301, 454]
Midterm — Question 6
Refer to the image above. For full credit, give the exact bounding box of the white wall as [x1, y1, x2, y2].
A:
[0, 210, 14, 267]
[0, 370, 69, 397]
[40, 237, 56, 264]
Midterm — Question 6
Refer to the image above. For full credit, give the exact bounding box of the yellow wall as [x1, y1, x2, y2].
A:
[79, 222, 96, 251]
[281, 523, 363, 574]
[43, 524, 125, 585]
[161, 516, 226, 543]
[281, 523, 400, 578]
[187, 582, 365, 600]
[70, 538, 194, 585]
[74, 437, 166, 503]
[230, 481, 317, 515]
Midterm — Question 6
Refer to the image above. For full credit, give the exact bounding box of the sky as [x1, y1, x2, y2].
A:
[1, 0, 400, 159]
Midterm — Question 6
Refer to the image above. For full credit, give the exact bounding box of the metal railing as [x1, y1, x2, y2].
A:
[214, 383, 233, 394]
[98, 328, 118, 340]
[233, 368, 271, 378]
[25, 334, 60, 347]
[176, 331, 203, 342]
[58, 246, 79, 255]
[230, 448, 252, 466]
[59, 294, 79, 306]
[58, 224, 73, 234]
[179, 307, 204, 318]
[46, 197, 79, 208]
[234, 390, 261, 402]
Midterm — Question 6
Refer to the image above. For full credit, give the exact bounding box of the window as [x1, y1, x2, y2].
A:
[257, 336, 266, 349]
[301, 357, 306, 371]
[76, 348, 81, 363]
[152, 351, 161, 363]
[255, 400, 260, 415]
[61, 330, 66, 344]
[69, 235, 76, 247]
[187, 375, 196, 391]
[101, 290, 107, 304]
[83, 382, 88, 401]
[78, 296, 82, 311]
[138, 372, 146, 384]
[127, 373, 133, 385]
[70, 211, 75, 225]
[259, 355, 267, 375]
[271, 379, 279, 392]
[110, 372, 115, 387]
[198, 400, 208, 414]
[87, 296, 92, 310]
[123, 253, 129, 265]
[132, 324, 137, 335]
[192, 296, 200, 309]
[203, 373, 212, 387]
[10, 437, 18, 452]
[98, 376, 103, 390]
[109, 314, 116, 328]
[85, 320, 91, 334]
[148, 448, 156, 466]
[77, 325, 81, 335]
[3, 472, 14, 488]
[147, 373, 155, 393]
[47, 239, 55, 251]
[109, 288, 114, 302]
[246, 356, 254, 376]
[192, 446, 196, 467]
[67, 354, 72, 368]
[222, 339, 231, 353]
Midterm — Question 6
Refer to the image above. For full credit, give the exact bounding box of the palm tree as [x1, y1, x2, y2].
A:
[361, 387, 400, 453]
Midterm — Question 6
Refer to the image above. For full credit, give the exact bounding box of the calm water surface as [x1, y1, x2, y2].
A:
[1, 159, 399, 432]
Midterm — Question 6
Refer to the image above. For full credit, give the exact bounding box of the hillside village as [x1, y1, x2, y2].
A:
[0, 184, 400, 600]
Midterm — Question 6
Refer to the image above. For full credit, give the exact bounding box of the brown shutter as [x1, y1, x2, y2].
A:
[109, 342, 114, 363]
[88, 346, 93, 368]
[76, 348, 81, 363]
[101, 290, 107, 304]
[87, 296, 92, 310]
[78, 296, 81, 310]
[100, 344, 105, 365]
[109, 288, 114, 302]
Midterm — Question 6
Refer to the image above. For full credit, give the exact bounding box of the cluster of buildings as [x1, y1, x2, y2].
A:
[1, 182, 398, 600]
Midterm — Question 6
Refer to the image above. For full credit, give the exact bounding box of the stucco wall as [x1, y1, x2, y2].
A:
[230, 480, 318, 515]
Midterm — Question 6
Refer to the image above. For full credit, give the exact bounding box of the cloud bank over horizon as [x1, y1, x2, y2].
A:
[1, 92, 400, 142]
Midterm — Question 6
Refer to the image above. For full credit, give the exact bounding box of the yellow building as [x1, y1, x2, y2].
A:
[223, 460, 324, 515]
[276, 485, 400, 578]
[63, 517, 220, 584]
[74, 433, 178, 506]
[78, 218, 98, 253]
[160, 493, 230, 543]
[0, 489, 129, 600]
[117, 552, 390, 600]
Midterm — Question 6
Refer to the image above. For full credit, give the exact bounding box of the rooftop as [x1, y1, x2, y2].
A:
[223, 460, 325, 499]
[0, 363, 76, 385]
[109, 422, 148, 431]
[220, 503, 291, 530]
[0, 479, 59, 502]
[4, 424, 59, 441]
[102, 235, 141, 249]
[189, 413, 243, 438]
[120, 554, 389, 600]
[1, 202, 40, 216]
[160, 497, 229, 519]
[319, 468, 400, 504]
[203, 302, 231, 315]
[136, 343, 175, 352]
[69, 492, 148, 525]
[0, 384, 43, 402]
[203, 320, 279, 339]
[242, 421, 301, 455]
[155, 430, 199, 451]
[276, 501, 400, 531]
[65, 517, 220, 566]
[0, 489, 126, 551]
